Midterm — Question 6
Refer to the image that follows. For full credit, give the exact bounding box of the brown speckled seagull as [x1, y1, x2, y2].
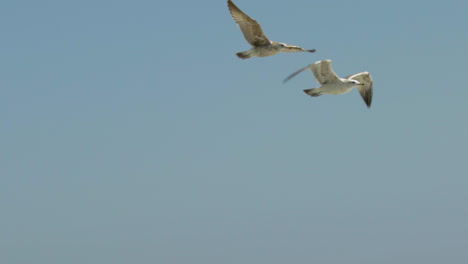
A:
[227, 0, 316, 59]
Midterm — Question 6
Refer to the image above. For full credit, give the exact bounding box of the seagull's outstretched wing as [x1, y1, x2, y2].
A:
[227, 0, 271, 47]
[346, 72, 373, 108]
[284, 60, 341, 84]
[311, 60, 341, 85]
[283, 64, 313, 83]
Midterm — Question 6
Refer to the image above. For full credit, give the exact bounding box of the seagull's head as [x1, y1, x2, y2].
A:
[348, 79, 364, 86]
[278, 42, 288, 49]
[277, 43, 298, 51]
[277, 43, 316, 53]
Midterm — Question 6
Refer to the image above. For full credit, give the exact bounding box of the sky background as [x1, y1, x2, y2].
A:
[1, 0, 467, 263]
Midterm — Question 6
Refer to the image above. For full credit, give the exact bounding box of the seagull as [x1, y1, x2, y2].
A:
[227, 0, 315, 59]
[283, 60, 373, 108]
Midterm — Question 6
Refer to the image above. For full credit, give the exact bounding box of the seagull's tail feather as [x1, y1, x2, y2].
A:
[303, 89, 322, 97]
[236, 51, 250, 59]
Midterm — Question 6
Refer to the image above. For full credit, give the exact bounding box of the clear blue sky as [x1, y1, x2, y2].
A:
[1, 0, 467, 263]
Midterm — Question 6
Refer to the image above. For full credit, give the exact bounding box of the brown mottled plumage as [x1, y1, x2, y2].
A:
[227, 0, 315, 59]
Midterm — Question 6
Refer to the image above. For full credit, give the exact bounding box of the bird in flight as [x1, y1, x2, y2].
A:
[227, 0, 316, 59]
[283, 60, 373, 108]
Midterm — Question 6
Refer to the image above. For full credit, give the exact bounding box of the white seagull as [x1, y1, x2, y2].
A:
[227, 0, 315, 59]
[284, 60, 373, 108]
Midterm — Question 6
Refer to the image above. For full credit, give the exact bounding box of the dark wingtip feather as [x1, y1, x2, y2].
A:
[363, 93, 372, 108]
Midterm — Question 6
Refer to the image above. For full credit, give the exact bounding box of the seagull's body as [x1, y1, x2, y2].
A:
[227, 0, 315, 59]
[284, 60, 373, 108]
